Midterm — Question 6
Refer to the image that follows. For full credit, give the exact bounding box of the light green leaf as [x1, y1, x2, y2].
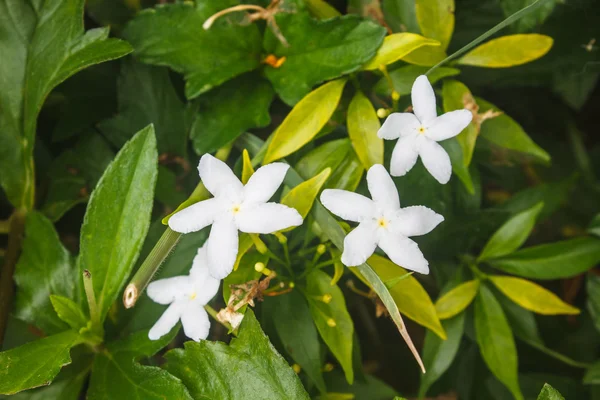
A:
[264, 79, 347, 163]
[13, 212, 79, 334]
[490, 276, 580, 315]
[305, 0, 342, 18]
[537, 383, 565, 400]
[0, 330, 82, 395]
[487, 237, 600, 280]
[474, 285, 523, 400]
[367, 255, 446, 339]
[282, 168, 331, 220]
[264, 14, 385, 105]
[0, 0, 131, 209]
[347, 92, 383, 169]
[361, 33, 440, 70]
[165, 310, 310, 400]
[374, 65, 460, 97]
[401, 45, 447, 67]
[79, 126, 158, 322]
[458, 34, 553, 67]
[50, 295, 88, 331]
[123, 1, 262, 99]
[241, 149, 256, 185]
[477, 97, 550, 163]
[306, 270, 355, 384]
[479, 202, 544, 261]
[435, 280, 479, 320]
[415, 0, 454, 49]
[442, 80, 478, 167]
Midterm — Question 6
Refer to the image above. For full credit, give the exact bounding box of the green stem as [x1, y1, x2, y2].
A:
[83, 270, 101, 329]
[0, 209, 26, 347]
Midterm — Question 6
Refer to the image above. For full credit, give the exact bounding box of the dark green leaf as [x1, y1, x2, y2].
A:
[584, 362, 600, 385]
[86, 0, 136, 30]
[587, 273, 600, 334]
[13, 212, 79, 334]
[487, 237, 600, 280]
[324, 371, 399, 400]
[500, 0, 557, 32]
[263, 13, 386, 104]
[50, 296, 88, 331]
[382, 0, 420, 33]
[536, 383, 565, 400]
[79, 125, 158, 321]
[165, 310, 310, 400]
[374, 65, 460, 96]
[0, 330, 82, 395]
[123, 1, 262, 99]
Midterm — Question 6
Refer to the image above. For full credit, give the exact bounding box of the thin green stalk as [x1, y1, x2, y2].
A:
[83, 270, 103, 337]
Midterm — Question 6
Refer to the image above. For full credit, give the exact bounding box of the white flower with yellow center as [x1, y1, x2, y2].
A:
[378, 75, 473, 184]
[320, 164, 443, 274]
[168, 154, 303, 279]
[147, 245, 220, 341]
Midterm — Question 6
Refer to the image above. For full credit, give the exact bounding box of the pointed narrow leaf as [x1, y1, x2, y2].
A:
[347, 92, 383, 169]
[264, 79, 347, 163]
[479, 202, 544, 261]
[442, 80, 478, 167]
[458, 34, 553, 67]
[435, 280, 480, 320]
[79, 126, 158, 321]
[242, 149, 256, 184]
[415, 0, 455, 49]
[537, 384, 565, 400]
[50, 295, 88, 331]
[362, 33, 440, 70]
[474, 285, 523, 400]
[282, 168, 331, 220]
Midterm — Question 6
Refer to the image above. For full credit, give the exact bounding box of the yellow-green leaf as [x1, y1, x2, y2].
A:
[347, 92, 382, 169]
[402, 46, 447, 67]
[415, 0, 455, 49]
[263, 79, 347, 163]
[282, 168, 331, 220]
[458, 34, 553, 68]
[241, 149, 255, 184]
[489, 276, 580, 315]
[361, 33, 440, 70]
[234, 233, 254, 272]
[442, 80, 478, 166]
[367, 254, 446, 339]
[435, 280, 480, 320]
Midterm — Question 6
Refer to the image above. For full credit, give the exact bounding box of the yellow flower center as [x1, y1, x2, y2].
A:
[189, 292, 197, 300]
[377, 218, 388, 228]
[231, 205, 241, 214]
[418, 126, 426, 134]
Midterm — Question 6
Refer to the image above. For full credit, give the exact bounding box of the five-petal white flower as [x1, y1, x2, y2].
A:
[168, 154, 303, 279]
[147, 245, 220, 341]
[378, 75, 473, 184]
[320, 164, 443, 274]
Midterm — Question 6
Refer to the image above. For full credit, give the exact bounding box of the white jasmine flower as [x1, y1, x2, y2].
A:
[147, 245, 220, 341]
[378, 75, 473, 184]
[320, 164, 443, 274]
[168, 154, 303, 279]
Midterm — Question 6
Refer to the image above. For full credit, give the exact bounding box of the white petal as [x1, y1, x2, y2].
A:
[147, 276, 192, 305]
[411, 75, 437, 123]
[341, 222, 378, 266]
[149, 302, 183, 340]
[198, 154, 243, 199]
[390, 135, 419, 177]
[426, 110, 473, 141]
[189, 245, 221, 304]
[378, 113, 421, 140]
[390, 206, 444, 237]
[189, 244, 209, 281]
[207, 217, 239, 279]
[378, 233, 429, 274]
[419, 138, 452, 184]
[168, 198, 221, 234]
[320, 189, 375, 223]
[181, 303, 210, 341]
[243, 163, 289, 205]
[367, 164, 400, 212]
[236, 203, 302, 234]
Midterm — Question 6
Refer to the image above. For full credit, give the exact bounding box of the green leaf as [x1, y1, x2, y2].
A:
[537, 383, 565, 400]
[415, 0, 454, 49]
[584, 362, 600, 385]
[587, 273, 600, 334]
[439, 137, 474, 194]
[382, 0, 420, 34]
[501, 0, 557, 33]
[13, 212, 79, 334]
[0, 330, 82, 395]
[458, 34, 553, 67]
[479, 202, 544, 261]
[347, 92, 383, 169]
[474, 285, 523, 400]
[50, 296, 88, 331]
[305, 0, 341, 18]
[264, 13, 385, 104]
[487, 237, 600, 280]
[0, 0, 131, 209]
[79, 125, 158, 321]
[123, 1, 262, 99]
[165, 310, 310, 400]
[401, 45, 447, 67]
[442, 80, 478, 167]
[490, 276, 580, 315]
[41, 132, 114, 222]
[374, 65, 460, 97]
[268, 291, 327, 393]
[361, 33, 440, 70]
[367, 255, 446, 339]
[418, 313, 465, 398]
[190, 73, 274, 154]
[98, 58, 192, 156]
[435, 280, 480, 320]
[281, 168, 331, 220]
[87, 329, 191, 400]
[477, 97, 550, 163]
[305, 270, 355, 384]
[264, 79, 347, 163]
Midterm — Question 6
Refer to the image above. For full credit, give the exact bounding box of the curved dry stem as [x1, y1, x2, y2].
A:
[203, 4, 266, 30]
